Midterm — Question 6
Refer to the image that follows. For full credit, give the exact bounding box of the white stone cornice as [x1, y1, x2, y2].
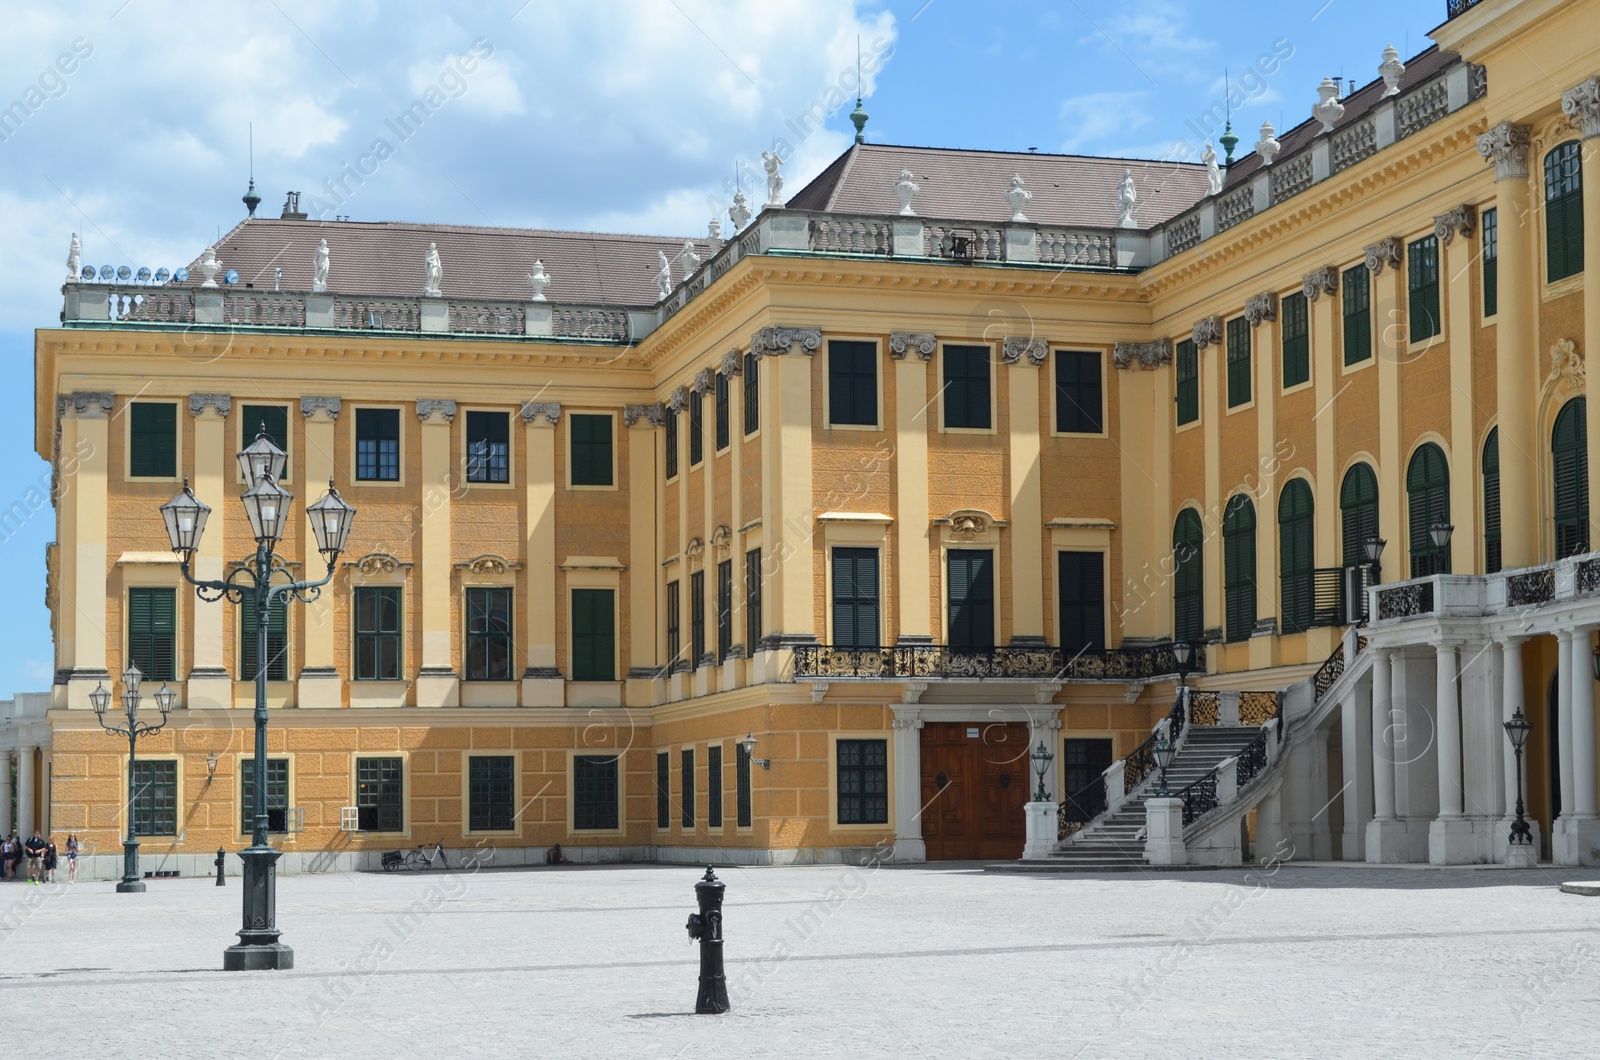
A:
[188, 393, 232, 418]
[415, 399, 457, 423]
[56, 391, 113, 419]
[1562, 77, 1600, 139]
[519, 400, 561, 425]
[1476, 122, 1531, 181]
[1302, 266, 1339, 302]
[299, 395, 342, 421]
[888, 332, 936, 360]
[1433, 205, 1478, 246]
[1112, 339, 1171, 370]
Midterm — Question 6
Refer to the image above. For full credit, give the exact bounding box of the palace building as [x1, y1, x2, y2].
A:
[8, 0, 1600, 875]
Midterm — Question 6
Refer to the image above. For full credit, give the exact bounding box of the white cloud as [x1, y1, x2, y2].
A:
[1058, 91, 1154, 153]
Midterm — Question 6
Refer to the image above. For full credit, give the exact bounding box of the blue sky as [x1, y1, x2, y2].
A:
[0, 0, 1445, 695]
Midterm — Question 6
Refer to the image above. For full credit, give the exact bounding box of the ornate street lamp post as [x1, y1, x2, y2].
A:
[1363, 535, 1386, 585]
[1030, 740, 1055, 802]
[1502, 707, 1534, 851]
[1429, 522, 1454, 575]
[1172, 641, 1196, 689]
[1153, 730, 1177, 796]
[159, 428, 355, 971]
[91, 665, 175, 893]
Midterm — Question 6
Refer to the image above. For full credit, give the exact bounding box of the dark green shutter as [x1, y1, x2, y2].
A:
[1056, 551, 1105, 653]
[1055, 351, 1103, 433]
[1343, 266, 1371, 365]
[831, 547, 880, 648]
[1553, 398, 1590, 558]
[571, 588, 615, 681]
[129, 402, 176, 478]
[1546, 142, 1584, 283]
[1173, 509, 1204, 643]
[1223, 496, 1257, 642]
[127, 587, 176, 682]
[241, 405, 289, 478]
[240, 595, 288, 681]
[946, 549, 994, 650]
[1407, 443, 1451, 576]
[1226, 317, 1252, 407]
[571, 413, 613, 486]
[689, 392, 704, 465]
[665, 410, 678, 479]
[1281, 292, 1309, 388]
[943, 345, 992, 429]
[1340, 464, 1380, 568]
[1278, 480, 1315, 635]
[1175, 339, 1199, 425]
[1483, 429, 1501, 573]
[1408, 236, 1441, 342]
[1482, 208, 1499, 317]
[743, 351, 760, 435]
[828, 340, 877, 426]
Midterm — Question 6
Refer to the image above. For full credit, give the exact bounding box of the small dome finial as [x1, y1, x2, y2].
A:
[850, 97, 868, 144]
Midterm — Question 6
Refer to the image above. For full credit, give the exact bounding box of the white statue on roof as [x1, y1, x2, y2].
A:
[1202, 143, 1223, 196]
[729, 190, 752, 231]
[677, 240, 701, 278]
[1005, 173, 1031, 223]
[761, 151, 784, 207]
[527, 260, 550, 301]
[424, 242, 443, 297]
[66, 232, 81, 283]
[1116, 169, 1137, 228]
[656, 250, 673, 299]
[894, 169, 920, 216]
[312, 239, 329, 293]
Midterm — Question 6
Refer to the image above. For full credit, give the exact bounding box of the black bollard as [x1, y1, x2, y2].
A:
[215, 847, 226, 887]
[684, 866, 729, 1014]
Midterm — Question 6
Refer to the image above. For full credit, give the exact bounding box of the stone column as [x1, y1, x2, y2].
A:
[1340, 682, 1374, 861]
[624, 404, 663, 705]
[1004, 339, 1046, 645]
[1500, 636, 1529, 862]
[187, 394, 233, 708]
[1199, 320, 1224, 640]
[58, 393, 114, 708]
[1248, 294, 1279, 671]
[17, 745, 34, 837]
[1306, 269, 1340, 570]
[1434, 641, 1463, 818]
[521, 401, 562, 706]
[1366, 239, 1405, 570]
[1436, 208, 1479, 570]
[890, 709, 925, 861]
[297, 396, 342, 708]
[1561, 80, 1600, 555]
[0, 750, 12, 836]
[1367, 650, 1403, 862]
[1477, 122, 1536, 567]
[1568, 625, 1599, 864]
[891, 335, 933, 643]
[414, 400, 459, 707]
[1558, 629, 1575, 825]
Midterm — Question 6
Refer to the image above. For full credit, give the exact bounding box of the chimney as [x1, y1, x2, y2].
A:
[280, 191, 308, 220]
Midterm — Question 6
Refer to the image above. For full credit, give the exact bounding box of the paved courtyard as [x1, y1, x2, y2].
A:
[2, 857, 1598, 1058]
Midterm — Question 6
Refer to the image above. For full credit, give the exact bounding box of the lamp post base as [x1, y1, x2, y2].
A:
[115, 838, 145, 893]
[222, 844, 294, 971]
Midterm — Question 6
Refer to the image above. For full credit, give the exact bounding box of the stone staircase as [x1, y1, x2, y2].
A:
[1047, 725, 1267, 870]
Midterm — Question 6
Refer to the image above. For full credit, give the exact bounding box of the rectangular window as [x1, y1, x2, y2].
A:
[681, 747, 695, 829]
[946, 549, 995, 650]
[666, 580, 681, 671]
[828, 340, 877, 427]
[570, 588, 615, 681]
[1408, 235, 1441, 342]
[942, 344, 992, 430]
[129, 402, 177, 478]
[465, 410, 510, 484]
[239, 758, 289, 834]
[468, 755, 515, 831]
[465, 587, 514, 681]
[573, 755, 619, 830]
[716, 559, 733, 661]
[1054, 350, 1103, 433]
[1226, 316, 1252, 407]
[570, 413, 614, 487]
[665, 409, 679, 479]
[743, 351, 760, 435]
[240, 404, 289, 480]
[690, 571, 705, 667]
[239, 595, 288, 682]
[1062, 738, 1113, 820]
[836, 739, 888, 825]
[707, 744, 723, 829]
[353, 586, 402, 681]
[356, 408, 400, 481]
[714, 371, 730, 451]
[1546, 142, 1584, 283]
[745, 548, 762, 652]
[1343, 266, 1371, 365]
[1281, 292, 1309, 388]
[1057, 551, 1106, 654]
[831, 547, 880, 648]
[127, 586, 176, 682]
[132, 760, 177, 836]
[1175, 339, 1199, 426]
[1482, 207, 1499, 317]
[689, 392, 704, 466]
[736, 742, 753, 827]
[656, 751, 670, 829]
[356, 757, 403, 832]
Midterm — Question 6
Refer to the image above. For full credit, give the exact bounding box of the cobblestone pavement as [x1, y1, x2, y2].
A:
[1, 858, 1598, 1059]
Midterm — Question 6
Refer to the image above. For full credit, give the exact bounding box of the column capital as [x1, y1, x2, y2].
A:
[188, 393, 232, 418]
[718, 350, 743, 376]
[1302, 266, 1339, 302]
[519, 400, 560, 426]
[1001, 337, 1047, 366]
[299, 395, 342, 422]
[1191, 316, 1223, 349]
[1475, 121, 1532, 181]
[889, 332, 935, 360]
[55, 391, 113, 419]
[692, 367, 715, 394]
[623, 403, 665, 428]
[416, 399, 457, 423]
[1244, 291, 1279, 327]
[750, 325, 821, 358]
[1113, 339, 1171, 370]
[666, 387, 690, 413]
[1561, 76, 1600, 139]
[1433, 204, 1478, 246]
[1363, 237, 1403, 275]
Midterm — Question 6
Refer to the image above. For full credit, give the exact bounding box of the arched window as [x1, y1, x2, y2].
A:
[1553, 397, 1589, 558]
[1279, 480, 1315, 634]
[1339, 463, 1379, 568]
[1173, 509, 1204, 644]
[1545, 141, 1584, 283]
[1407, 443, 1451, 577]
[1483, 428, 1501, 574]
[1222, 495, 1257, 643]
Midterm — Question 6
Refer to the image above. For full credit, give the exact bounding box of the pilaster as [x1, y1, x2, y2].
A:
[521, 401, 562, 706]
[1004, 339, 1045, 643]
[1198, 321, 1223, 645]
[624, 404, 663, 704]
[1113, 339, 1171, 640]
[187, 393, 232, 708]
[58, 392, 113, 708]
[1563, 80, 1600, 555]
[1248, 293, 1278, 672]
[892, 337, 932, 642]
[723, 355, 746, 688]
[890, 708, 926, 862]
[1366, 238, 1405, 574]
[1305, 269, 1340, 572]
[415, 399, 459, 707]
[755, 327, 819, 656]
[1436, 208, 1479, 572]
[296, 396, 341, 708]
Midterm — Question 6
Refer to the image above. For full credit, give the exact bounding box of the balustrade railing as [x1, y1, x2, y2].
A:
[1124, 697, 1185, 793]
[1506, 567, 1556, 607]
[1234, 729, 1269, 790]
[926, 224, 1006, 262]
[1376, 580, 1434, 620]
[1397, 77, 1450, 138]
[1167, 213, 1202, 255]
[449, 302, 525, 335]
[1054, 772, 1110, 841]
[791, 641, 1206, 681]
[1331, 118, 1378, 174]
[1215, 185, 1255, 233]
[552, 307, 630, 341]
[1038, 229, 1114, 267]
[1179, 769, 1219, 826]
[1270, 154, 1315, 205]
[1579, 558, 1600, 596]
[1188, 691, 1220, 726]
[809, 216, 893, 255]
[1312, 640, 1345, 704]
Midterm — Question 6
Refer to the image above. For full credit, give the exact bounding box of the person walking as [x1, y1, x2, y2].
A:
[6, 833, 21, 881]
[66, 833, 81, 883]
[0, 834, 11, 881]
[24, 830, 46, 885]
[43, 836, 59, 884]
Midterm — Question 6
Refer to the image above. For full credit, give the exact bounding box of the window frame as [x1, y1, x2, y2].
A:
[664, 407, 679, 480]
[1175, 338, 1199, 427]
[1406, 442, 1452, 577]
[464, 409, 511, 486]
[1053, 349, 1106, 435]
[1222, 495, 1257, 643]
[681, 747, 695, 829]
[1225, 316, 1252, 409]
[569, 411, 616, 489]
[1342, 265, 1372, 367]
[353, 406, 403, 484]
[744, 548, 763, 653]
[1553, 397, 1590, 559]
[1482, 207, 1499, 319]
[1056, 549, 1106, 654]
[666, 579, 682, 672]
[1483, 428, 1501, 574]
[714, 370, 731, 452]
[834, 737, 889, 826]
[736, 741, 753, 828]
[355, 755, 404, 833]
[1277, 479, 1315, 636]
[939, 342, 995, 433]
[707, 744, 724, 829]
[131, 759, 178, 836]
[1280, 291, 1310, 391]
[1173, 509, 1204, 644]
[1544, 140, 1584, 285]
[689, 390, 704, 467]
[127, 585, 177, 683]
[239, 593, 289, 683]
[946, 548, 996, 651]
[128, 401, 178, 480]
[830, 546, 882, 649]
[464, 585, 515, 682]
[572, 753, 621, 832]
[690, 570, 706, 667]
[239, 757, 290, 835]
[656, 750, 671, 830]
[742, 351, 760, 436]
[353, 585, 404, 682]
[569, 587, 617, 682]
[826, 338, 881, 430]
[467, 754, 516, 833]
[1407, 234, 1442, 344]
[716, 558, 733, 662]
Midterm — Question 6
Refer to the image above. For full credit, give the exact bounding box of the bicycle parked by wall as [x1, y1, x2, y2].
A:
[381, 841, 448, 872]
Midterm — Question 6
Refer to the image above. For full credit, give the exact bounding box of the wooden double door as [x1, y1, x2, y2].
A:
[919, 721, 1030, 860]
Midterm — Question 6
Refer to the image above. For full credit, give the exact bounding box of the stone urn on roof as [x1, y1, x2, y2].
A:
[1005, 173, 1031, 223]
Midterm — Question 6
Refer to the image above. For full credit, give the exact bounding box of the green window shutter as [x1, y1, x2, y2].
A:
[1339, 463, 1380, 568]
[1343, 266, 1371, 365]
[665, 580, 681, 670]
[1406, 443, 1452, 576]
[714, 370, 730, 450]
[1175, 339, 1199, 425]
[716, 559, 733, 661]
[240, 595, 289, 682]
[656, 751, 670, 828]
[1546, 142, 1584, 283]
[665, 409, 678, 479]
[1222, 496, 1257, 642]
[1056, 550, 1105, 653]
[469, 755, 515, 831]
[1226, 317, 1252, 407]
[574, 755, 619, 830]
[1278, 480, 1315, 635]
[1553, 398, 1590, 559]
[1482, 208, 1499, 317]
[241, 405, 290, 479]
[127, 587, 176, 682]
[1408, 236, 1441, 342]
[946, 549, 994, 650]
[570, 588, 615, 681]
[1173, 509, 1204, 643]
[744, 548, 763, 651]
[129, 402, 177, 478]
[743, 351, 760, 435]
[690, 570, 705, 666]
[707, 744, 723, 828]
[1055, 350, 1103, 433]
[682, 747, 695, 828]
[831, 547, 880, 648]
[942, 345, 992, 429]
[689, 392, 704, 465]
[571, 413, 613, 486]
[828, 340, 878, 426]
[1483, 428, 1501, 573]
[1281, 292, 1309, 388]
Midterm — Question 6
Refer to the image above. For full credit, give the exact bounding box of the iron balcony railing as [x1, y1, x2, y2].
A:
[790, 641, 1206, 681]
[1445, 0, 1483, 17]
